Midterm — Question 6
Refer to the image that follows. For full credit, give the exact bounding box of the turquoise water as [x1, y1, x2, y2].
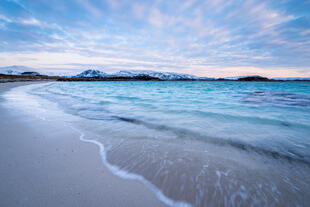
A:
[31, 81, 310, 206]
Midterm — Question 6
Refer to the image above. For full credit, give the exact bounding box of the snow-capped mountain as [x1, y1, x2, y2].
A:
[112, 70, 198, 80]
[73, 69, 214, 80]
[0, 65, 37, 75]
[6, 66, 308, 81]
[74, 69, 108, 78]
[0, 65, 69, 76]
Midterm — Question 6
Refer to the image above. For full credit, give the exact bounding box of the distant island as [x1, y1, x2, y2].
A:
[0, 67, 309, 82]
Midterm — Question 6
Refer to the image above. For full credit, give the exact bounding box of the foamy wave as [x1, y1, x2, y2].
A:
[69, 125, 192, 207]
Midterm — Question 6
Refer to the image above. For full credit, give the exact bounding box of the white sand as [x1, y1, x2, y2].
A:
[0, 82, 167, 207]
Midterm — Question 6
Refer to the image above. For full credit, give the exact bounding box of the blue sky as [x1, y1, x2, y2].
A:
[0, 0, 310, 77]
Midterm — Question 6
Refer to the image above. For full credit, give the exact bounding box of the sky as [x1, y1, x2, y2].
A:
[0, 0, 310, 77]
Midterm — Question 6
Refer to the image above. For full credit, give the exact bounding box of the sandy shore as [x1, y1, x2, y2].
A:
[0, 82, 166, 207]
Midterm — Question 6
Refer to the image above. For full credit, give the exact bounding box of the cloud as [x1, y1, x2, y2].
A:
[20, 18, 41, 25]
[0, 14, 12, 22]
[0, 0, 310, 77]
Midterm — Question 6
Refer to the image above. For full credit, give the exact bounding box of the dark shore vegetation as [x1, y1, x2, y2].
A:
[0, 74, 59, 83]
[1, 73, 309, 82]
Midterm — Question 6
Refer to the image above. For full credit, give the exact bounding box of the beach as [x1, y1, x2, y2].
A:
[0, 82, 167, 207]
[1, 81, 310, 207]
[2, 0, 310, 205]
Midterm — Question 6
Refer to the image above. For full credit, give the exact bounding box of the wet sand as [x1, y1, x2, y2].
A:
[0, 82, 166, 207]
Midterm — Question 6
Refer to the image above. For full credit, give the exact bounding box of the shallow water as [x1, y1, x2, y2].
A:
[10, 81, 310, 206]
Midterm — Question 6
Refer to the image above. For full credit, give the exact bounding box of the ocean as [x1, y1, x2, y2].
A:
[5, 81, 310, 206]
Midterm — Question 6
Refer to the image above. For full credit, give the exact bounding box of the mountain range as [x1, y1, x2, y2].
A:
[0, 66, 36, 75]
[1, 66, 309, 81]
[73, 69, 214, 80]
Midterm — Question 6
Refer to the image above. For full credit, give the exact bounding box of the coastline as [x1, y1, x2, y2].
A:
[2, 81, 309, 206]
[0, 82, 167, 207]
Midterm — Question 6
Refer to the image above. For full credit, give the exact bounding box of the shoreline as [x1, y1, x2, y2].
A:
[0, 82, 167, 207]
[1, 73, 310, 82]
[2, 81, 309, 206]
